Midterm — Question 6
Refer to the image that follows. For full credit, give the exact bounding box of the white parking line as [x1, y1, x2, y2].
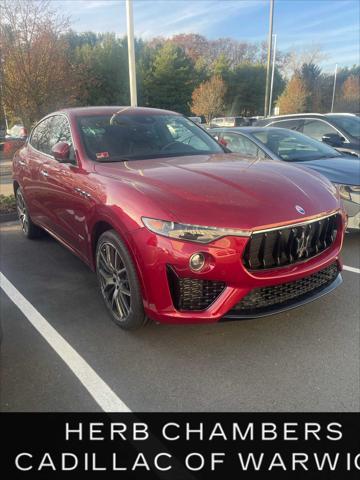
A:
[343, 265, 360, 274]
[0, 272, 131, 412]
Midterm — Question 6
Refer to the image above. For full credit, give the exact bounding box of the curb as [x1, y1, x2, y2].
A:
[0, 212, 17, 223]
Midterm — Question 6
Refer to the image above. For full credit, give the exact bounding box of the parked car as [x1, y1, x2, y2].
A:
[210, 116, 249, 128]
[7, 124, 28, 139]
[1, 124, 28, 157]
[13, 107, 345, 329]
[256, 113, 360, 156]
[211, 126, 360, 230]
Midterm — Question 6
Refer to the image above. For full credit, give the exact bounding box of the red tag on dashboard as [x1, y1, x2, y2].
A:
[96, 152, 110, 159]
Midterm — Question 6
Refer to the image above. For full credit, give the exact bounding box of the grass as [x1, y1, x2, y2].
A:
[0, 194, 16, 214]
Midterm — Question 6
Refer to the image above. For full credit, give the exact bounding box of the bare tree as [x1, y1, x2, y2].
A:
[0, 0, 75, 128]
[283, 45, 327, 78]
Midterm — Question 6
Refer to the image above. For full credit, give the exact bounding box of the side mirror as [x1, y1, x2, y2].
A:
[51, 141, 71, 163]
[322, 133, 345, 147]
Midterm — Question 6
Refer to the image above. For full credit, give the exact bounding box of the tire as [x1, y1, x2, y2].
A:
[96, 229, 147, 330]
[16, 188, 43, 239]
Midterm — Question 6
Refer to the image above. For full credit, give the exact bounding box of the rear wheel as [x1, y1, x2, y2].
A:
[96, 230, 147, 330]
[16, 188, 42, 239]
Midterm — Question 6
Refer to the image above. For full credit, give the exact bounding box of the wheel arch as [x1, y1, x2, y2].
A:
[90, 218, 149, 305]
[13, 180, 20, 195]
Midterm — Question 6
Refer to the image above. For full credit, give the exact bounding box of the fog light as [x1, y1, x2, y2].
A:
[189, 253, 206, 271]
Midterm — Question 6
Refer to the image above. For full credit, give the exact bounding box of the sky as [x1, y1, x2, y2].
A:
[54, 0, 360, 71]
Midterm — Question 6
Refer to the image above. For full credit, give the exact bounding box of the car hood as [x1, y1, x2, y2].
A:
[300, 156, 360, 186]
[94, 154, 340, 230]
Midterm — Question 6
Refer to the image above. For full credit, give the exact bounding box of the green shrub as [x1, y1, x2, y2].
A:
[0, 194, 17, 214]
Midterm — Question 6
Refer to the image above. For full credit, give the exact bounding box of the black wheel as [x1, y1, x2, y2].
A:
[96, 230, 147, 330]
[16, 188, 42, 239]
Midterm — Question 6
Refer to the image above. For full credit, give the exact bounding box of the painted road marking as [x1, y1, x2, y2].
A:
[0, 272, 131, 412]
[343, 265, 360, 274]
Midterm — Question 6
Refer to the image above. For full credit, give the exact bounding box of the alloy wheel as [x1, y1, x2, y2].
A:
[97, 242, 131, 321]
[16, 190, 29, 235]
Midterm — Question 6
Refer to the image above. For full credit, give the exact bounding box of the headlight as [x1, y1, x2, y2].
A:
[142, 217, 250, 243]
[335, 184, 354, 201]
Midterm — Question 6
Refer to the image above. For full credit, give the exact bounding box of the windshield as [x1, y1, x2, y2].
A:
[252, 129, 342, 162]
[77, 113, 223, 162]
[326, 115, 360, 138]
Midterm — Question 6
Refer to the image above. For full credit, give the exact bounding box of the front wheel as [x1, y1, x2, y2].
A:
[16, 188, 42, 239]
[96, 230, 147, 330]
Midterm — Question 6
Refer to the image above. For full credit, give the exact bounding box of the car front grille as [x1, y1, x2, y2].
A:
[243, 213, 339, 270]
[226, 262, 339, 317]
[167, 267, 226, 311]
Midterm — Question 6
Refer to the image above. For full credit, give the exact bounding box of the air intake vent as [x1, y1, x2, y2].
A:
[243, 214, 339, 270]
[167, 267, 226, 311]
[227, 262, 339, 317]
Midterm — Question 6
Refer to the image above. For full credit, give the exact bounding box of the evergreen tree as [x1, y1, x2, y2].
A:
[143, 43, 195, 114]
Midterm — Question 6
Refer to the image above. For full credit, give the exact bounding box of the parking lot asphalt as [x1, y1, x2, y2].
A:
[0, 222, 359, 412]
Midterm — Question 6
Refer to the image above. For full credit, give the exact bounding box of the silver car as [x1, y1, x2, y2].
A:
[211, 126, 360, 230]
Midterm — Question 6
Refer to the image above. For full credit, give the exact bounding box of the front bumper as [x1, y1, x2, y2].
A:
[129, 215, 345, 324]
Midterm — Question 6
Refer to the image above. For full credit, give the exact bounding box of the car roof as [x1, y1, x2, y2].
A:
[211, 126, 283, 134]
[263, 112, 356, 121]
[56, 106, 181, 118]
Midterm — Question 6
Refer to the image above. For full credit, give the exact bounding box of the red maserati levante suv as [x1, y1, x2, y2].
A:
[13, 107, 345, 329]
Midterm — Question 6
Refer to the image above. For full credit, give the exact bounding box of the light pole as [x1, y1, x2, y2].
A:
[126, 0, 138, 107]
[268, 33, 277, 117]
[264, 0, 274, 117]
[331, 64, 338, 113]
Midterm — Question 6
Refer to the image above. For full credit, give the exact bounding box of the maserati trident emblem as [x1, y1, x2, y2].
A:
[295, 231, 310, 258]
[295, 205, 305, 215]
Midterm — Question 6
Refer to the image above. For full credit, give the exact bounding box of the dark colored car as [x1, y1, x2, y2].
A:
[256, 113, 360, 156]
[13, 107, 345, 330]
[211, 127, 360, 230]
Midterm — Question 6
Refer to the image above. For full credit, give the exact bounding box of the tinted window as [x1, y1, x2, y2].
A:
[222, 133, 264, 158]
[270, 119, 302, 130]
[303, 119, 338, 141]
[78, 114, 223, 161]
[252, 129, 341, 161]
[326, 115, 360, 138]
[30, 117, 52, 154]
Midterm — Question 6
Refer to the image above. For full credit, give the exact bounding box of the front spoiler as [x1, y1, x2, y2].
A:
[221, 273, 343, 321]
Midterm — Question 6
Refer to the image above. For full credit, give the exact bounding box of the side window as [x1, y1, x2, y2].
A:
[303, 119, 337, 141]
[30, 118, 52, 154]
[222, 133, 261, 158]
[165, 118, 212, 152]
[272, 119, 302, 131]
[49, 115, 75, 160]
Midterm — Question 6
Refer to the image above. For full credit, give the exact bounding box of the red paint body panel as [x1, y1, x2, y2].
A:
[12, 107, 345, 324]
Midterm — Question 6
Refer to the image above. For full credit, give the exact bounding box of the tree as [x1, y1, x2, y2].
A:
[143, 43, 195, 114]
[191, 75, 226, 122]
[277, 75, 309, 114]
[72, 34, 129, 106]
[0, 0, 75, 128]
[337, 75, 360, 112]
[223, 64, 284, 116]
[300, 63, 322, 111]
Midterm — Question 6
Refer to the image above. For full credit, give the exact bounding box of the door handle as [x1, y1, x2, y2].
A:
[40, 169, 49, 177]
